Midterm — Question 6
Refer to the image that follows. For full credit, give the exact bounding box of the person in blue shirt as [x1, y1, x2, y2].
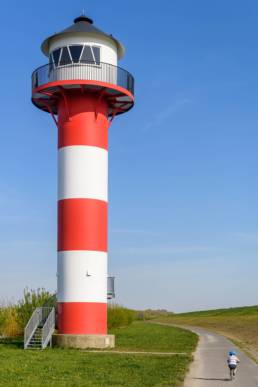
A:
[227, 351, 240, 379]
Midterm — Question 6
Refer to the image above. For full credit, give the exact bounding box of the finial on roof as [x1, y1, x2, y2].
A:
[74, 14, 93, 24]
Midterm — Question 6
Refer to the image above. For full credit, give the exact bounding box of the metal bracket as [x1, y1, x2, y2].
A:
[58, 87, 70, 121]
[95, 88, 107, 120]
[108, 108, 119, 127]
[41, 101, 59, 129]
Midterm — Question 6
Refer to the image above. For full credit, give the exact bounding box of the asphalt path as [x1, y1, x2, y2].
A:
[183, 326, 258, 386]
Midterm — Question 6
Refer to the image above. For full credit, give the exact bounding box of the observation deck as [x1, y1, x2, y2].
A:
[31, 61, 134, 116]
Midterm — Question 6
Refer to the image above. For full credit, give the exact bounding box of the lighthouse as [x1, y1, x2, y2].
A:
[31, 14, 134, 348]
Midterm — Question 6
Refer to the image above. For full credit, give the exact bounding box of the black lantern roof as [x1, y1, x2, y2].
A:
[41, 15, 125, 58]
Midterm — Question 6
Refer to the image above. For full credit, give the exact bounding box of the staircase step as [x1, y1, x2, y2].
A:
[28, 341, 41, 347]
[27, 347, 42, 350]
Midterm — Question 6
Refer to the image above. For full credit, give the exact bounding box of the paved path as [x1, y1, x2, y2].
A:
[183, 326, 258, 386]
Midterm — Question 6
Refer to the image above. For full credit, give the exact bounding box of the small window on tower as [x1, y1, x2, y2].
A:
[69, 45, 83, 63]
[60, 47, 72, 65]
[52, 48, 61, 66]
[80, 45, 94, 64]
[92, 46, 100, 65]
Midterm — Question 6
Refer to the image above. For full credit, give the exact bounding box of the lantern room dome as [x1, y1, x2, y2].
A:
[41, 15, 125, 59]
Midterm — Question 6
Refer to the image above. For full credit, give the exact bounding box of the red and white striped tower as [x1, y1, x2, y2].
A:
[31, 14, 134, 348]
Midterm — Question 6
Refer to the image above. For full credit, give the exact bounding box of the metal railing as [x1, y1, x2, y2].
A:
[32, 61, 134, 96]
[24, 307, 41, 349]
[42, 307, 55, 349]
[40, 307, 54, 323]
[24, 307, 54, 349]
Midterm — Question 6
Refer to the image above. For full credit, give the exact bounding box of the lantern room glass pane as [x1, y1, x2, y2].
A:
[60, 47, 71, 65]
[52, 48, 61, 66]
[92, 46, 100, 65]
[81, 45, 94, 64]
[69, 45, 83, 63]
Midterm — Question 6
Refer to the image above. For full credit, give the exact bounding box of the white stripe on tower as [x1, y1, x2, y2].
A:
[58, 146, 108, 201]
[58, 251, 107, 303]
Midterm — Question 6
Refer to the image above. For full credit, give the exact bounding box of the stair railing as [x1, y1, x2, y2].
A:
[42, 307, 55, 349]
[24, 307, 42, 349]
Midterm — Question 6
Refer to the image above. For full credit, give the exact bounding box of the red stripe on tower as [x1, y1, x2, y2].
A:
[58, 302, 107, 334]
[58, 93, 109, 150]
[58, 198, 108, 252]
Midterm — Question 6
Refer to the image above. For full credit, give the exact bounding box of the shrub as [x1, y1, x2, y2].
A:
[0, 304, 21, 337]
[136, 311, 145, 320]
[16, 288, 56, 329]
[136, 309, 173, 320]
[108, 304, 135, 329]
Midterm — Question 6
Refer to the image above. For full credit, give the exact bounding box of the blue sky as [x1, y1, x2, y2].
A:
[0, 0, 258, 312]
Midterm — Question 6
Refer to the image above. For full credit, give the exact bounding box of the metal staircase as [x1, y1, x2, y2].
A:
[24, 307, 55, 349]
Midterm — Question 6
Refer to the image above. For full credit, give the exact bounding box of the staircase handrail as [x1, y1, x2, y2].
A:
[41, 307, 55, 349]
[24, 307, 42, 349]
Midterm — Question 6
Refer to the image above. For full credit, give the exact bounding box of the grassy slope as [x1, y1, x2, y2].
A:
[156, 305, 258, 361]
[0, 322, 198, 387]
[110, 321, 197, 353]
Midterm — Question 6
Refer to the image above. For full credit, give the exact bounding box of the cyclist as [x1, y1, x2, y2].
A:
[227, 351, 240, 379]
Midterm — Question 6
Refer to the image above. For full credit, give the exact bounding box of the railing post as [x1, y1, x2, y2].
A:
[24, 307, 41, 349]
[41, 307, 55, 349]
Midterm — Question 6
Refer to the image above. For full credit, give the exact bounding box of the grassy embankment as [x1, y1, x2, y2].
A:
[155, 305, 258, 361]
[0, 322, 197, 387]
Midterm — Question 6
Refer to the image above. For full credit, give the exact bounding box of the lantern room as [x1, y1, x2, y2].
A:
[32, 15, 134, 116]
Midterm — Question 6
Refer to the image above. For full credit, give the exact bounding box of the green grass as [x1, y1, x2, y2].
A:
[110, 321, 197, 353]
[156, 305, 258, 362]
[0, 322, 197, 386]
[170, 305, 258, 318]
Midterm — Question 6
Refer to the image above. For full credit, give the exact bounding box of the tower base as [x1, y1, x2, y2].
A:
[52, 334, 115, 349]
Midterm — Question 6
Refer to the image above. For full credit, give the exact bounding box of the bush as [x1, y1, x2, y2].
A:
[1, 289, 136, 336]
[0, 304, 21, 337]
[135, 309, 173, 320]
[108, 304, 135, 329]
[16, 288, 56, 329]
